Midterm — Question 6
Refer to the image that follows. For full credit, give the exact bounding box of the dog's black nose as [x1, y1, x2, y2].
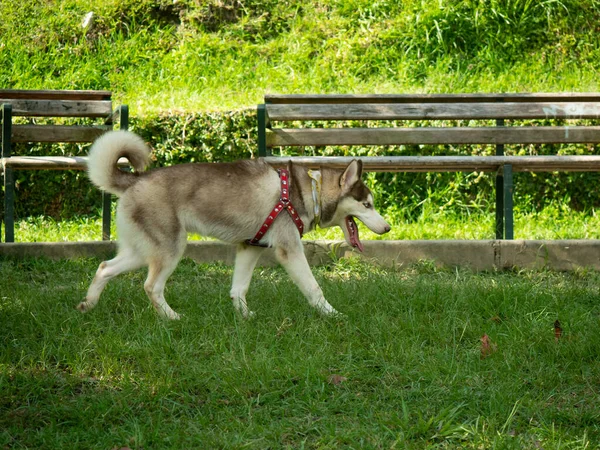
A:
[384, 224, 391, 233]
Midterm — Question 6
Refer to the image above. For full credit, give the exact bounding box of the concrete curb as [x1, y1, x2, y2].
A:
[1, 240, 599, 271]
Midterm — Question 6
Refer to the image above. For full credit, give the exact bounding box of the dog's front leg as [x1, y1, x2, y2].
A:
[275, 243, 339, 316]
[230, 244, 265, 318]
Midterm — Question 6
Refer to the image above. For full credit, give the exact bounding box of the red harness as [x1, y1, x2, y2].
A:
[246, 169, 304, 247]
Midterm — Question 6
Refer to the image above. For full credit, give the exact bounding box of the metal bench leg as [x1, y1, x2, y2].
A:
[3, 168, 14, 243]
[2, 103, 14, 242]
[495, 170, 504, 239]
[119, 105, 129, 130]
[257, 104, 270, 157]
[102, 191, 111, 241]
[503, 164, 514, 240]
[495, 120, 505, 239]
[101, 105, 129, 241]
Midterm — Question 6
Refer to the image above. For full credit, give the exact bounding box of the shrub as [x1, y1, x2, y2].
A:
[3, 112, 600, 222]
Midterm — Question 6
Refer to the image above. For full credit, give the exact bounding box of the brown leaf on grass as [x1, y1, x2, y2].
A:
[327, 374, 348, 385]
[480, 334, 497, 359]
[554, 320, 563, 343]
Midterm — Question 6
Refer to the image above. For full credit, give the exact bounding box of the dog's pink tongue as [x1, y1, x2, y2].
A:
[345, 216, 364, 252]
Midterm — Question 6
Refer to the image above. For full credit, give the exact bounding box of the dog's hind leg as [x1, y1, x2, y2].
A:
[77, 249, 145, 313]
[230, 244, 265, 318]
[144, 253, 183, 320]
[275, 241, 340, 316]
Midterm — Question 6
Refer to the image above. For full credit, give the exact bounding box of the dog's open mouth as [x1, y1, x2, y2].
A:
[345, 216, 364, 252]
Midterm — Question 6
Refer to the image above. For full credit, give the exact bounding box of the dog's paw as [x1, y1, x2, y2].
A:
[328, 309, 347, 320]
[76, 301, 91, 313]
[316, 302, 344, 318]
[163, 311, 181, 321]
[242, 310, 256, 320]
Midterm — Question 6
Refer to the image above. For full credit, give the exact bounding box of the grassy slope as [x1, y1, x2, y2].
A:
[1, 0, 600, 114]
[1, 257, 600, 448]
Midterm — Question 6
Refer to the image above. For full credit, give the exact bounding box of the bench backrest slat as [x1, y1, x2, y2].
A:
[267, 102, 600, 121]
[267, 126, 600, 147]
[0, 89, 112, 101]
[11, 124, 111, 143]
[1, 99, 113, 118]
[265, 93, 600, 104]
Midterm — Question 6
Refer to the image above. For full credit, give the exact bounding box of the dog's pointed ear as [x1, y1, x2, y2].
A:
[340, 159, 363, 191]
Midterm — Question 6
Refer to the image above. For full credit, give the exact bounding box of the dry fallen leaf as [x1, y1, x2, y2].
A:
[480, 334, 497, 359]
[327, 374, 348, 385]
[554, 320, 563, 343]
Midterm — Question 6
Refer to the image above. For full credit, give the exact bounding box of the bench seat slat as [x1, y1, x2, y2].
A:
[4, 155, 599, 173]
[266, 126, 600, 147]
[12, 125, 110, 143]
[267, 102, 600, 121]
[263, 155, 600, 173]
[1, 99, 113, 118]
[2, 156, 130, 171]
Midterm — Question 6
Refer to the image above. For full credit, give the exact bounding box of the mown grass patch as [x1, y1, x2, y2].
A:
[1, 257, 599, 448]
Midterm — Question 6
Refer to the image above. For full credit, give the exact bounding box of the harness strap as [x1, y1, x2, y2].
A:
[307, 169, 322, 227]
[245, 169, 304, 247]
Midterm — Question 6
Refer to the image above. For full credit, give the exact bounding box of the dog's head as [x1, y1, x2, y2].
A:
[319, 160, 390, 251]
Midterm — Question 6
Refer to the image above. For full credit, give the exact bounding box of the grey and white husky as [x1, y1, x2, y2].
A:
[78, 130, 390, 319]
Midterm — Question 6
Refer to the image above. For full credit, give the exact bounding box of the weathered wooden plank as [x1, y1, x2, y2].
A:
[11, 125, 110, 143]
[266, 126, 600, 147]
[267, 102, 600, 121]
[2, 156, 130, 170]
[0, 90, 112, 101]
[6, 154, 597, 173]
[265, 93, 600, 104]
[0, 99, 113, 118]
[263, 155, 600, 173]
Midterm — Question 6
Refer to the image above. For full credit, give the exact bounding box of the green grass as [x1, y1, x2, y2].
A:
[2, 0, 600, 114]
[1, 257, 599, 448]
[13, 204, 600, 242]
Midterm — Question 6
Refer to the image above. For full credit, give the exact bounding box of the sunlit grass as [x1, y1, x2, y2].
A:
[2, 1, 599, 114]
[13, 204, 600, 243]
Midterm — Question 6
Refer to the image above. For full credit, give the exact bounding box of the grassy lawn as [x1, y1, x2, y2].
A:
[1, 257, 599, 448]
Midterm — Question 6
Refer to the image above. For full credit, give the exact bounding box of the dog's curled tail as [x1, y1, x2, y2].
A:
[87, 130, 151, 196]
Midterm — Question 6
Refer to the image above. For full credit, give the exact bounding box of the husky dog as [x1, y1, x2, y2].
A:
[78, 130, 390, 319]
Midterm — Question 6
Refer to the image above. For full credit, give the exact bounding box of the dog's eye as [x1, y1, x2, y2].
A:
[363, 202, 373, 209]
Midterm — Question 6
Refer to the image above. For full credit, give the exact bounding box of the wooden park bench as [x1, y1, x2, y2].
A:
[258, 93, 600, 239]
[1, 89, 128, 242]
